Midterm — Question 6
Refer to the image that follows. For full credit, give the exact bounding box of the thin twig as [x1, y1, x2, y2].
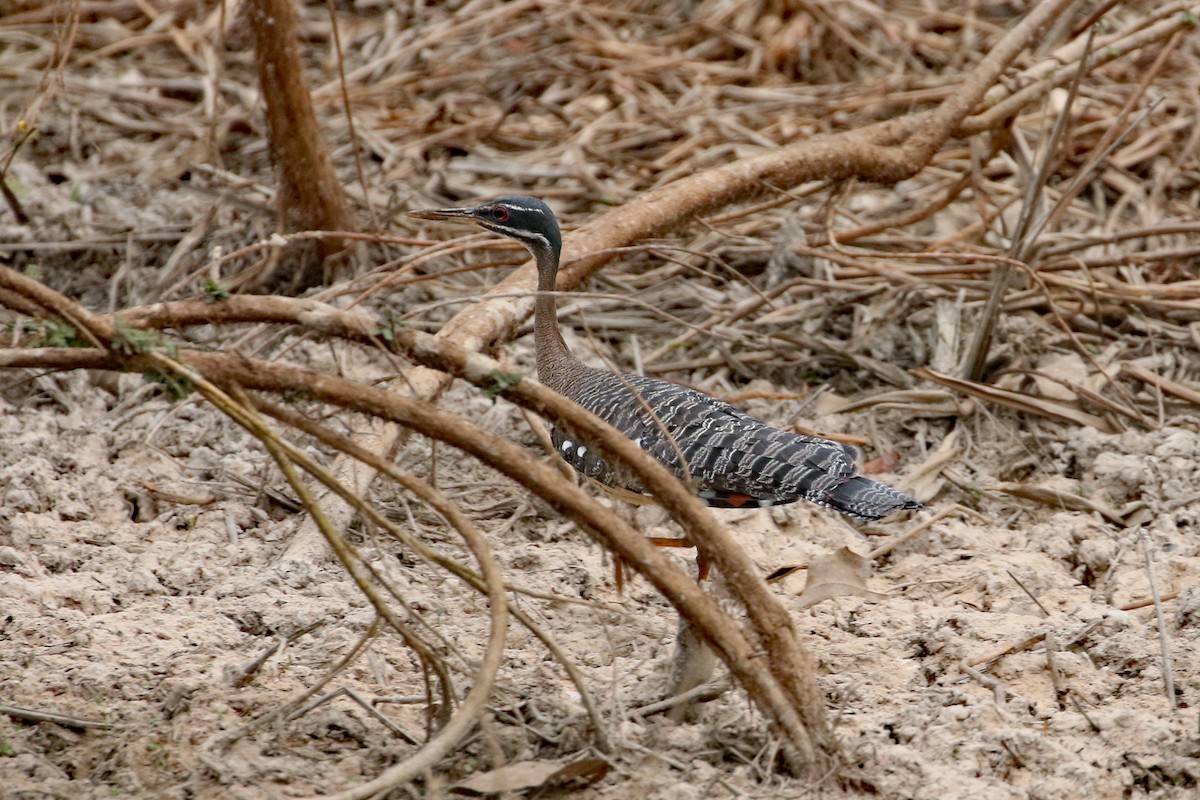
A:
[1138, 530, 1178, 710]
[0, 703, 112, 731]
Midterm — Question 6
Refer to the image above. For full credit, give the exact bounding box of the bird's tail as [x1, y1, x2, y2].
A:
[824, 476, 922, 520]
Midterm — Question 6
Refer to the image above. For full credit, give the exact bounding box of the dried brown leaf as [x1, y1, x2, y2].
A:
[450, 759, 610, 797]
[1032, 352, 1087, 401]
[794, 547, 888, 610]
[861, 452, 900, 475]
[450, 761, 564, 796]
[532, 758, 610, 797]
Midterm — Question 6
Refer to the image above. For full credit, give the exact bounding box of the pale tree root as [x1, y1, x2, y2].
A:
[0, 265, 834, 777]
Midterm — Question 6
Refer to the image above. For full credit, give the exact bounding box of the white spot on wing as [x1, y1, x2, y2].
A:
[561, 440, 573, 452]
[577, 446, 587, 458]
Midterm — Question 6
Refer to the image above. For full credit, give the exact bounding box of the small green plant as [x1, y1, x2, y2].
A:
[144, 369, 193, 400]
[202, 278, 230, 303]
[374, 313, 402, 346]
[26, 319, 83, 348]
[4, 174, 25, 196]
[112, 316, 166, 356]
[110, 319, 192, 398]
[484, 371, 522, 400]
[146, 740, 171, 770]
[282, 388, 310, 404]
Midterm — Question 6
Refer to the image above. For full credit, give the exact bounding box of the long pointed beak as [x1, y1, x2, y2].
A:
[406, 206, 480, 223]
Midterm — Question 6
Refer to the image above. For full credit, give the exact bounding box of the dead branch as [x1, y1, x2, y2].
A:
[253, 397, 613, 754]
[0, 264, 832, 776]
[231, 387, 509, 800]
[244, 0, 355, 293]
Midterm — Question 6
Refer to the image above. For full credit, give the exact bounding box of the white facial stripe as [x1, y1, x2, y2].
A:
[478, 221, 548, 249]
[517, 231, 549, 248]
[506, 204, 547, 215]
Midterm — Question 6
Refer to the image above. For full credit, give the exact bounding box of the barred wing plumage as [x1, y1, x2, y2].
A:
[549, 369, 920, 519]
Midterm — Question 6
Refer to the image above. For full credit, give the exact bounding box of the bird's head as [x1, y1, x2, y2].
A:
[407, 195, 561, 258]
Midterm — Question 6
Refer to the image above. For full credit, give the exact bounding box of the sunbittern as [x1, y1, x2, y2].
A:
[408, 196, 921, 585]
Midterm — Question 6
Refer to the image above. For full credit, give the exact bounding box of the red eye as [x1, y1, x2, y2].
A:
[492, 206, 508, 221]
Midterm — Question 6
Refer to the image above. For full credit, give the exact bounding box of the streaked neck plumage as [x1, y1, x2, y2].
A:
[526, 236, 579, 393]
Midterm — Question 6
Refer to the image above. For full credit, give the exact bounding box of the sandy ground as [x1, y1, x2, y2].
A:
[1, 342, 1198, 799]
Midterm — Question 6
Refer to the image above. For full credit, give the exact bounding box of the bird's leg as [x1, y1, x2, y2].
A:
[647, 536, 707, 581]
[605, 505, 716, 715]
[665, 616, 718, 722]
[613, 511, 710, 590]
[641, 539, 716, 719]
[610, 500, 642, 594]
[616, 540, 695, 593]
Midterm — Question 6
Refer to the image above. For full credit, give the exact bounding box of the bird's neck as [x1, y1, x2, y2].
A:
[531, 242, 578, 392]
